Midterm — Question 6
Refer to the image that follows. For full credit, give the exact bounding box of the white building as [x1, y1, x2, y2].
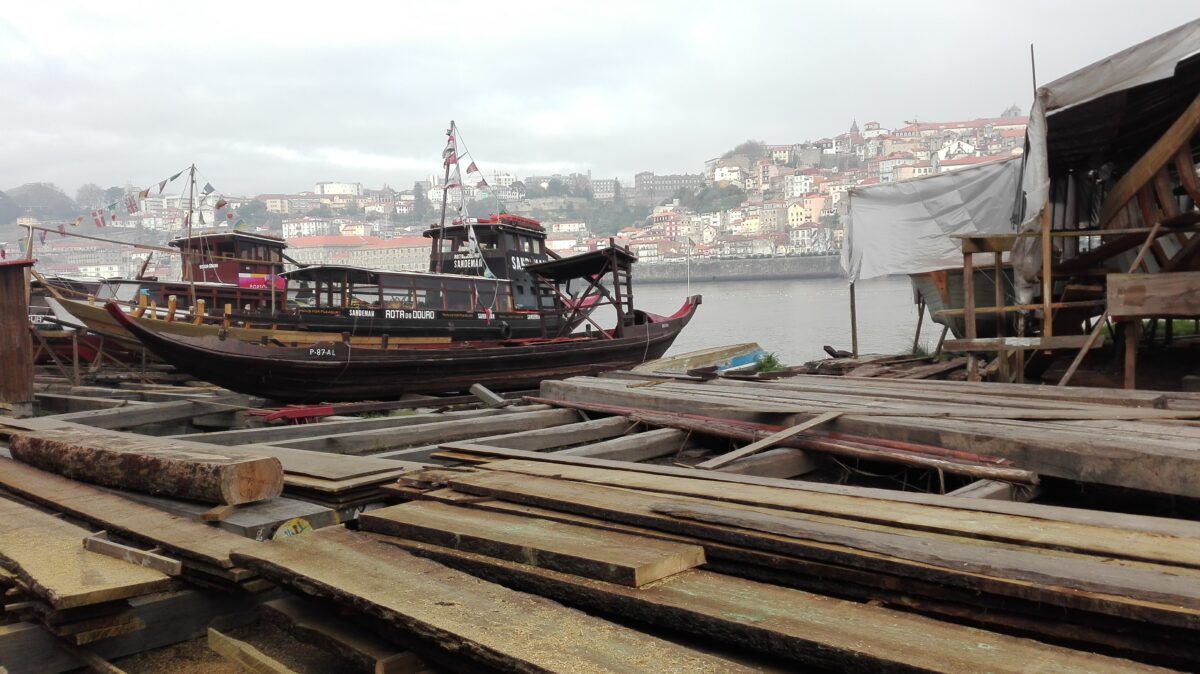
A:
[282, 218, 334, 238]
[549, 221, 588, 234]
[713, 166, 745, 187]
[315, 182, 364, 196]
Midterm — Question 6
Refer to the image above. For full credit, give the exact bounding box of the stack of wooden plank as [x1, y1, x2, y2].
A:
[535, 374, 1200, 498]
[370, 456, 1200, 671]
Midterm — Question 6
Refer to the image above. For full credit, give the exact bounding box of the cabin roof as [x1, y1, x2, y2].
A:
[281, 264, 510, 284]
[526, 246, 637, 280]
[169, 230, 287, 249]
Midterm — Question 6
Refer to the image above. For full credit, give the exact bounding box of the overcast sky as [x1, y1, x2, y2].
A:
[2, 2, 1197, 197]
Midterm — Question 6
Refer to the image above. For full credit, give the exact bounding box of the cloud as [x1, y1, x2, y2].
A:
[2, 1, 1198, 195]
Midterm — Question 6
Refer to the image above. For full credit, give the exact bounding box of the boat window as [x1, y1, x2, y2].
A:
[443, 278, 472, 292]
[520, 238, 534, 253]
[289, 283, 315, 308]
[531, 239, 541, 254]
[350, 285, 381, 308]
[445, 289, 471, 311]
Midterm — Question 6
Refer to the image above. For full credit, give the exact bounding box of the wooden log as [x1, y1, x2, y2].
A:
[229, 526, 752, 673]
[359, 501, 705, 587]
[8, 428, 283, 505]
[0, 498, 171, 610]
[380, 537, 1165, 674]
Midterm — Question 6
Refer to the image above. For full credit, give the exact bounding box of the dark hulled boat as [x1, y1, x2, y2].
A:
[106, 295, 699, 402]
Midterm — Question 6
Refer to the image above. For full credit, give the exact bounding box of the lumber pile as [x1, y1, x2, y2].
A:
[375, 457, 1200, 671]
[534, 374, 1200, 498]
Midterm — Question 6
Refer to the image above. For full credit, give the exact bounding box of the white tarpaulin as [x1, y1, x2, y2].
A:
[842, 156, 1021, 282]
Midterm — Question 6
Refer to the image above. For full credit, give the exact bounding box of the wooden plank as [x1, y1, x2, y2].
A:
[271, 408, 581, 455]
[8, 428, 283, 505]
[1108, 272, 1200, 318]
[47, 394, 254, 430]
[0, 457, 247, 568]
[83, 533, 182, 576]
[207, 627, 297, 674]
[556, 427, 688, 461]
[170, 407, 530, 446]
[463, 417, 633, 451]
[359, 501, 705, 587]
[382, 537, 1164, 674]
[436, 442, 1200, 540]
[262, 597, 427, 674]
[716, 448, 818, 478]
[438, 470, 1200, 629]
[229, 525, 752, 673]
[941, 335, 1091, 352]
[696, 411, 840, 469]
[467, 459, 1200, 567]
[102, 487, 336, 541]
[0, 497, 170, 610]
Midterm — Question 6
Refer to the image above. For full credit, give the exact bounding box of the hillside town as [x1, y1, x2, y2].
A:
[6, 107, 1027, 279]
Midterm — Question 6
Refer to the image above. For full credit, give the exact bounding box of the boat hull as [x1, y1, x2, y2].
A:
[107, 298, 701, 402]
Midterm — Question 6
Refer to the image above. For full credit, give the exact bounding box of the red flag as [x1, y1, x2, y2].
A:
[1, 248, 6, 259]
[92, 210, 104, 227]
[444, 153, 458, 166]
[477, 179, 489, 188]
[126, 195, 138, 214]
[38, 230, 46, 244]
[57, 224, 65, 237]
[466, 161, 478, 174]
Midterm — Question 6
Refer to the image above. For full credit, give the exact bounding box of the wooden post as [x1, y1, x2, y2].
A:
[0, 259, 36, 418]
[848, 282, 859, 358]
[192, 298, 206, 326]
[963, 252, 977, 381]
[994, 255, 1008, 382]
[71, 328, 82, 387]
[1124, 321, 1139, 390]
[165, 295, 178, 322]
[1040, 203, 1053, 338]
[911, 297, 925, 355]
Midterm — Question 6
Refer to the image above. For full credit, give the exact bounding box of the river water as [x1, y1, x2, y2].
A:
[629, 276, 935, 366]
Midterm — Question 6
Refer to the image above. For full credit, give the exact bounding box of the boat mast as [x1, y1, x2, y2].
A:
[185, 164, 197, 308]
[435, 121, 455, 273]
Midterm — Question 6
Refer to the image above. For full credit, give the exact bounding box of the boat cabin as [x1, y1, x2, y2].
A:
[423, 214, 554, 310]
[281, 265, 516, 317]
[169, 230, 287, 290]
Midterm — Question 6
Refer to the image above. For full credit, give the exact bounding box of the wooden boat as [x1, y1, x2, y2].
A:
[106, 296, 700, 402]
[910, 266, 1017, 338]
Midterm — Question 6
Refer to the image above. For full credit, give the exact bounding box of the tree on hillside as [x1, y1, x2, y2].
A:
[0, 191, 20, 224]
[103, 186, 126, 204]
[75, 183, 105, 209]
[307, 204, 334, 218]
[5, 183, 77, 218]
[239, 199, 269, 224]
[667, 184, 746, 213]
[412, 182, 431, 221]
[722, 140, 766, 162]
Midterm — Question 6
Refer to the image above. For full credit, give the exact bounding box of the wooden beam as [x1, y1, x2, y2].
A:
[83, 533, 182, 576]
[359, 501, 705, 587]
[1098, 93, 1200, 227]
[715, 448, 819, 478]
[229, 526, 753, 673]
[942, 335, 1091, 352]
[1108, 272, 1200, 318]
[47, 394, 255, 430]
[207, 628, 297, 674]
[7, 428, 283, 505]
[555, 427, 688, 462]
[262, 597, 428, 674]
[695, 412, 840, 470]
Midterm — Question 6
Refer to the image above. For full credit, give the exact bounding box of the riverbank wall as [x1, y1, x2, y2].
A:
[636, 255, 844, 284]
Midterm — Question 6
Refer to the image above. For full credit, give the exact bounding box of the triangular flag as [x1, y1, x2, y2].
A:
[198, 210, 206, 225]
[444, 154, 458, 166]
[169, 171, 183, 181]
[57, 224, 65, 237]
[138, 188, 150, 199]
[215, 199, 228, 209]
[201, 182, 215, 195]
[1, 247, 6, 259]
[72, 216, 83, 226]
[107, 202, 118, 212]
[466, 161, 479, 174]
[476, 179, 489, 189]
[157, 180, 167, 194]
[445, 182, 460, 189]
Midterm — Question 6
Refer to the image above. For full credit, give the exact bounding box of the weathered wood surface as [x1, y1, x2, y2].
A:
[0, 497, 171, 610]
[262, 597, 430, 674]
[360, 501, 705, 587]
[381, 537, 1166, 674]
[84, 533, 182, 576]
[207, 628, 297, 674]
[0, 457, 247, 568]
[1108, 272, 1200, 318]
[105, 487, 336, 541]
[555, 427, 688, 461]
[171, 406, 542, 446]
[466, 459, 1200, 566]
[437, 470, 1200, 629]
[0, 261, 34, 413]
[541, 377, 1200, 498]
[716, 448, 818, 478]
[47, 394, 255, 430]
[8, 428, 283, 505]
[696, 411, 840, 469]
[272, 408, 581, 455]
[436, 443, 1200, 540]
[230, 526, 751, 673]
[0, 590, 264, 674]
